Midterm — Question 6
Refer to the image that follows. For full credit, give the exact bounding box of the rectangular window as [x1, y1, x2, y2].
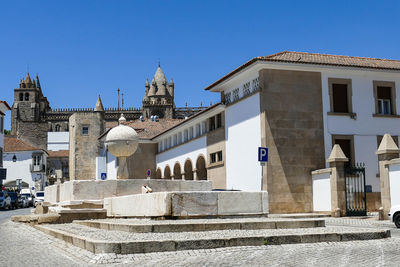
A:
[174, 134, 178, 146]
[374, 81, 397, 116]
[332, 84, 349, 113]
[224, 92, 231, 104]
[377, 86, 393, 115]
[210, 153, 217, 164]
[232, 88, 240, 101]
[184, 129, 188, 142]
[201, 121, 206, 135]
[328, 78, 352, 114]
[82, 126, 89, 135]
[158, 142, 162, 153]
[216, 113, 222, 128]
[217, 151, 223, 162]
[209, 117, 216, 131]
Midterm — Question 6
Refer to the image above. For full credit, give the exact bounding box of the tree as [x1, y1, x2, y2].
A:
[3, 129, 11, 135]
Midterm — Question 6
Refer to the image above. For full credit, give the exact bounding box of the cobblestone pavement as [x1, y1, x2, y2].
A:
[1, 213, 400, 267]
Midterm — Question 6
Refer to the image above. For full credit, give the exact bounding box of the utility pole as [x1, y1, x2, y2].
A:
[122, 93, 124, 109]
[117, 88, 120, 112]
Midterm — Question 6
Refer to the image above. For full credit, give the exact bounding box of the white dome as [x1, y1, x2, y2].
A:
[105, 124, 139, 157]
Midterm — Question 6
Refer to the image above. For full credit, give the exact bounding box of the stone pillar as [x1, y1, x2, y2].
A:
[376, 133, 400, 220]
[117, 157, 129, 179]
[193, 169, 198, 181]
[181, 172, 186, 180]
[327, 144, 349, 217]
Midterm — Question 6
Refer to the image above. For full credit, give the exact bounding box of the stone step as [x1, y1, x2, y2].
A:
[73, 218, 325, 233]
[12, 209, 107, 224]
[269, 213, 331, 219]
[34, 223, 391, 254]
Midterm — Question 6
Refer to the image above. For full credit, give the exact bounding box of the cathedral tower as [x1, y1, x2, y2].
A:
[142, 64, 175, 119]
[11, 73, 50, 149]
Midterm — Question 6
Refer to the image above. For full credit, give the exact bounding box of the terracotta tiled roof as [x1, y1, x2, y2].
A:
[151, 103, 223, 140]
[126, 119, 183, 139]
[100, 118, 184, 140]
[205, 51, 400, 90]
[105, 121, 118, 129]
[4, 136, 45, 153]
[0, 100, 11, 110]
[48, 150, 69, 158]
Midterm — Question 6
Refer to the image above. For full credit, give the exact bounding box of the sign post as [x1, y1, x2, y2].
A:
[100, 173, 107, 180]
[146, 169, 151, 180]
[258, 147, 268, 190]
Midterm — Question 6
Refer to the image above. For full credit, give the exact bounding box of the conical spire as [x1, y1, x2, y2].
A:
[376, 133, 400, 154]
[327, 144, 349, 163]
[94, 95, 104, 112]
[24, 73, 32, 84]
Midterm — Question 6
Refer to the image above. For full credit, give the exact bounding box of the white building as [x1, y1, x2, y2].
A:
[151, 51, 400, 213]
[3, 136, 48, 191]
[0, 100, 11, 187]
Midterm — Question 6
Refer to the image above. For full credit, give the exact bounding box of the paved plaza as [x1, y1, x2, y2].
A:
[0, 209, 399, 266]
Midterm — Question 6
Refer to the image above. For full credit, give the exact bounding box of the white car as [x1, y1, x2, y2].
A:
[389, 205, 400, 228]
[34, 191, 45, 207]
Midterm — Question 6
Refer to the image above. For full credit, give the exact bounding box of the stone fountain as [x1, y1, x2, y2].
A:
[105, 114, 139, 179]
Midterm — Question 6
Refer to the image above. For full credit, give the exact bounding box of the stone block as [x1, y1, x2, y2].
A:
[44, 184, 59, 204]
[105, 192, 171, 217]
[171, 192, 218, 217]
[217, 191, 262, 215]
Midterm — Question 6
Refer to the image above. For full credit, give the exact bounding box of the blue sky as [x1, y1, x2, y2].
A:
[1, 0, 399, 129]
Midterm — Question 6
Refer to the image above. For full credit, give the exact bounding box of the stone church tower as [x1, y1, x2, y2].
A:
[142, 64, 175, 119]
[11, 73, 50, 149]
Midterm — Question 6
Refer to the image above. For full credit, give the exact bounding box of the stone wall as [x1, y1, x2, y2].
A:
[69, 112, 105, 180]
[259, 69, 325, 213]
[15, 121, 48, 150]
[126, 143, 158, 179]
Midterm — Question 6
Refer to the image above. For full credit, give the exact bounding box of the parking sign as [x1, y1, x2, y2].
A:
[258, 147, 268, 162]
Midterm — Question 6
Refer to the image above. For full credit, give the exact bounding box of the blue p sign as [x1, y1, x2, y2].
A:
[258, 147, 268, 162]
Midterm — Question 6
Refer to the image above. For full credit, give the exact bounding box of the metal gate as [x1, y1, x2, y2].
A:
[344, 163, 367, 216]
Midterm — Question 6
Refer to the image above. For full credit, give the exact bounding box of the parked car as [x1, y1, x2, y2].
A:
[19, 195, 29, 208]
[34, 191, 45, 207]
[8, 192, 19, 209]
[389, 205, 400, 228]
[20, 189, 34, 207]
[0, 191, 11, 210]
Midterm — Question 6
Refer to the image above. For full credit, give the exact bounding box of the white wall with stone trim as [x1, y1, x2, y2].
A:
[320, 70, 400, 192]
[225, 93, 261, 191]
[156, 136, 207, 176]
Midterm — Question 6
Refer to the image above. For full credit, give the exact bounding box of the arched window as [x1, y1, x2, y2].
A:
[155, 168, 162, 179]
[164, 166, 171, 179]
[55, 125, 61, 132]
[184, 159, 193, 180]
[196, 155, 207, 180]
[19, 93, 23, 101]
[173, 163, 182, 180]
[24, 93, 29, 101]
